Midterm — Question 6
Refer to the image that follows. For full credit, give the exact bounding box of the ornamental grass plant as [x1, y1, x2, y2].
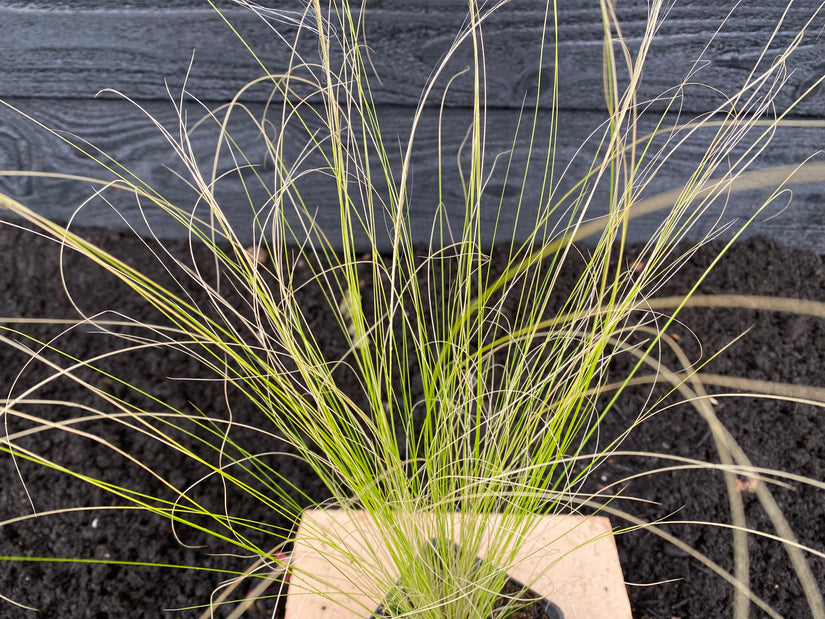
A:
[2, 0, 825, 617]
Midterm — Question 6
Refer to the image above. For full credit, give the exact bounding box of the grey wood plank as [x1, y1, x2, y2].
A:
[2, 96, 823, 250]
[1, 1, 823, 115]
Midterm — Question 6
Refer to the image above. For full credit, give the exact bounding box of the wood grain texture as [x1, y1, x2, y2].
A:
[1, 1, 824, 115]
[2, 96, 823, 250]
[2, 1, 824, 249]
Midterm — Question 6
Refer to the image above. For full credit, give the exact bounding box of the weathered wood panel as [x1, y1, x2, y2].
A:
[1, 1, 824, 249]
[1, 1, 823, 115]
[2, 96, 823, 250]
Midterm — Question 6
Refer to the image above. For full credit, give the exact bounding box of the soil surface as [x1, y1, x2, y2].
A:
[1, 221, 824, 618]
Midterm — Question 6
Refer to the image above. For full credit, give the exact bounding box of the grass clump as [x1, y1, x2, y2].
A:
[2, 1, 825, 617]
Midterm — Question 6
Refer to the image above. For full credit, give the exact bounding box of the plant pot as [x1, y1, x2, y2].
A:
[284, 510, 630, 619]
[372, 538, 564, 619]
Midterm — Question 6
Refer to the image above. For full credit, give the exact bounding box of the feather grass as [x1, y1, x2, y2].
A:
[2, 0, 825, 616]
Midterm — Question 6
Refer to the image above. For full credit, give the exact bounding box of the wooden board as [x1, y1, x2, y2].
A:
[285, 509, 631, 619]
[2, 1, 824, 250]
[2, 96, 823, 250]
[1, 1, 823, 115]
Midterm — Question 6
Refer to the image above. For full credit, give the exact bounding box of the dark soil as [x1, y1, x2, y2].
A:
[1, 221, 824, 618]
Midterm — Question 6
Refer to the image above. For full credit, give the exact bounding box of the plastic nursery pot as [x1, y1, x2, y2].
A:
[284, 510, 631, 619]
[372, 539, 565, 619]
